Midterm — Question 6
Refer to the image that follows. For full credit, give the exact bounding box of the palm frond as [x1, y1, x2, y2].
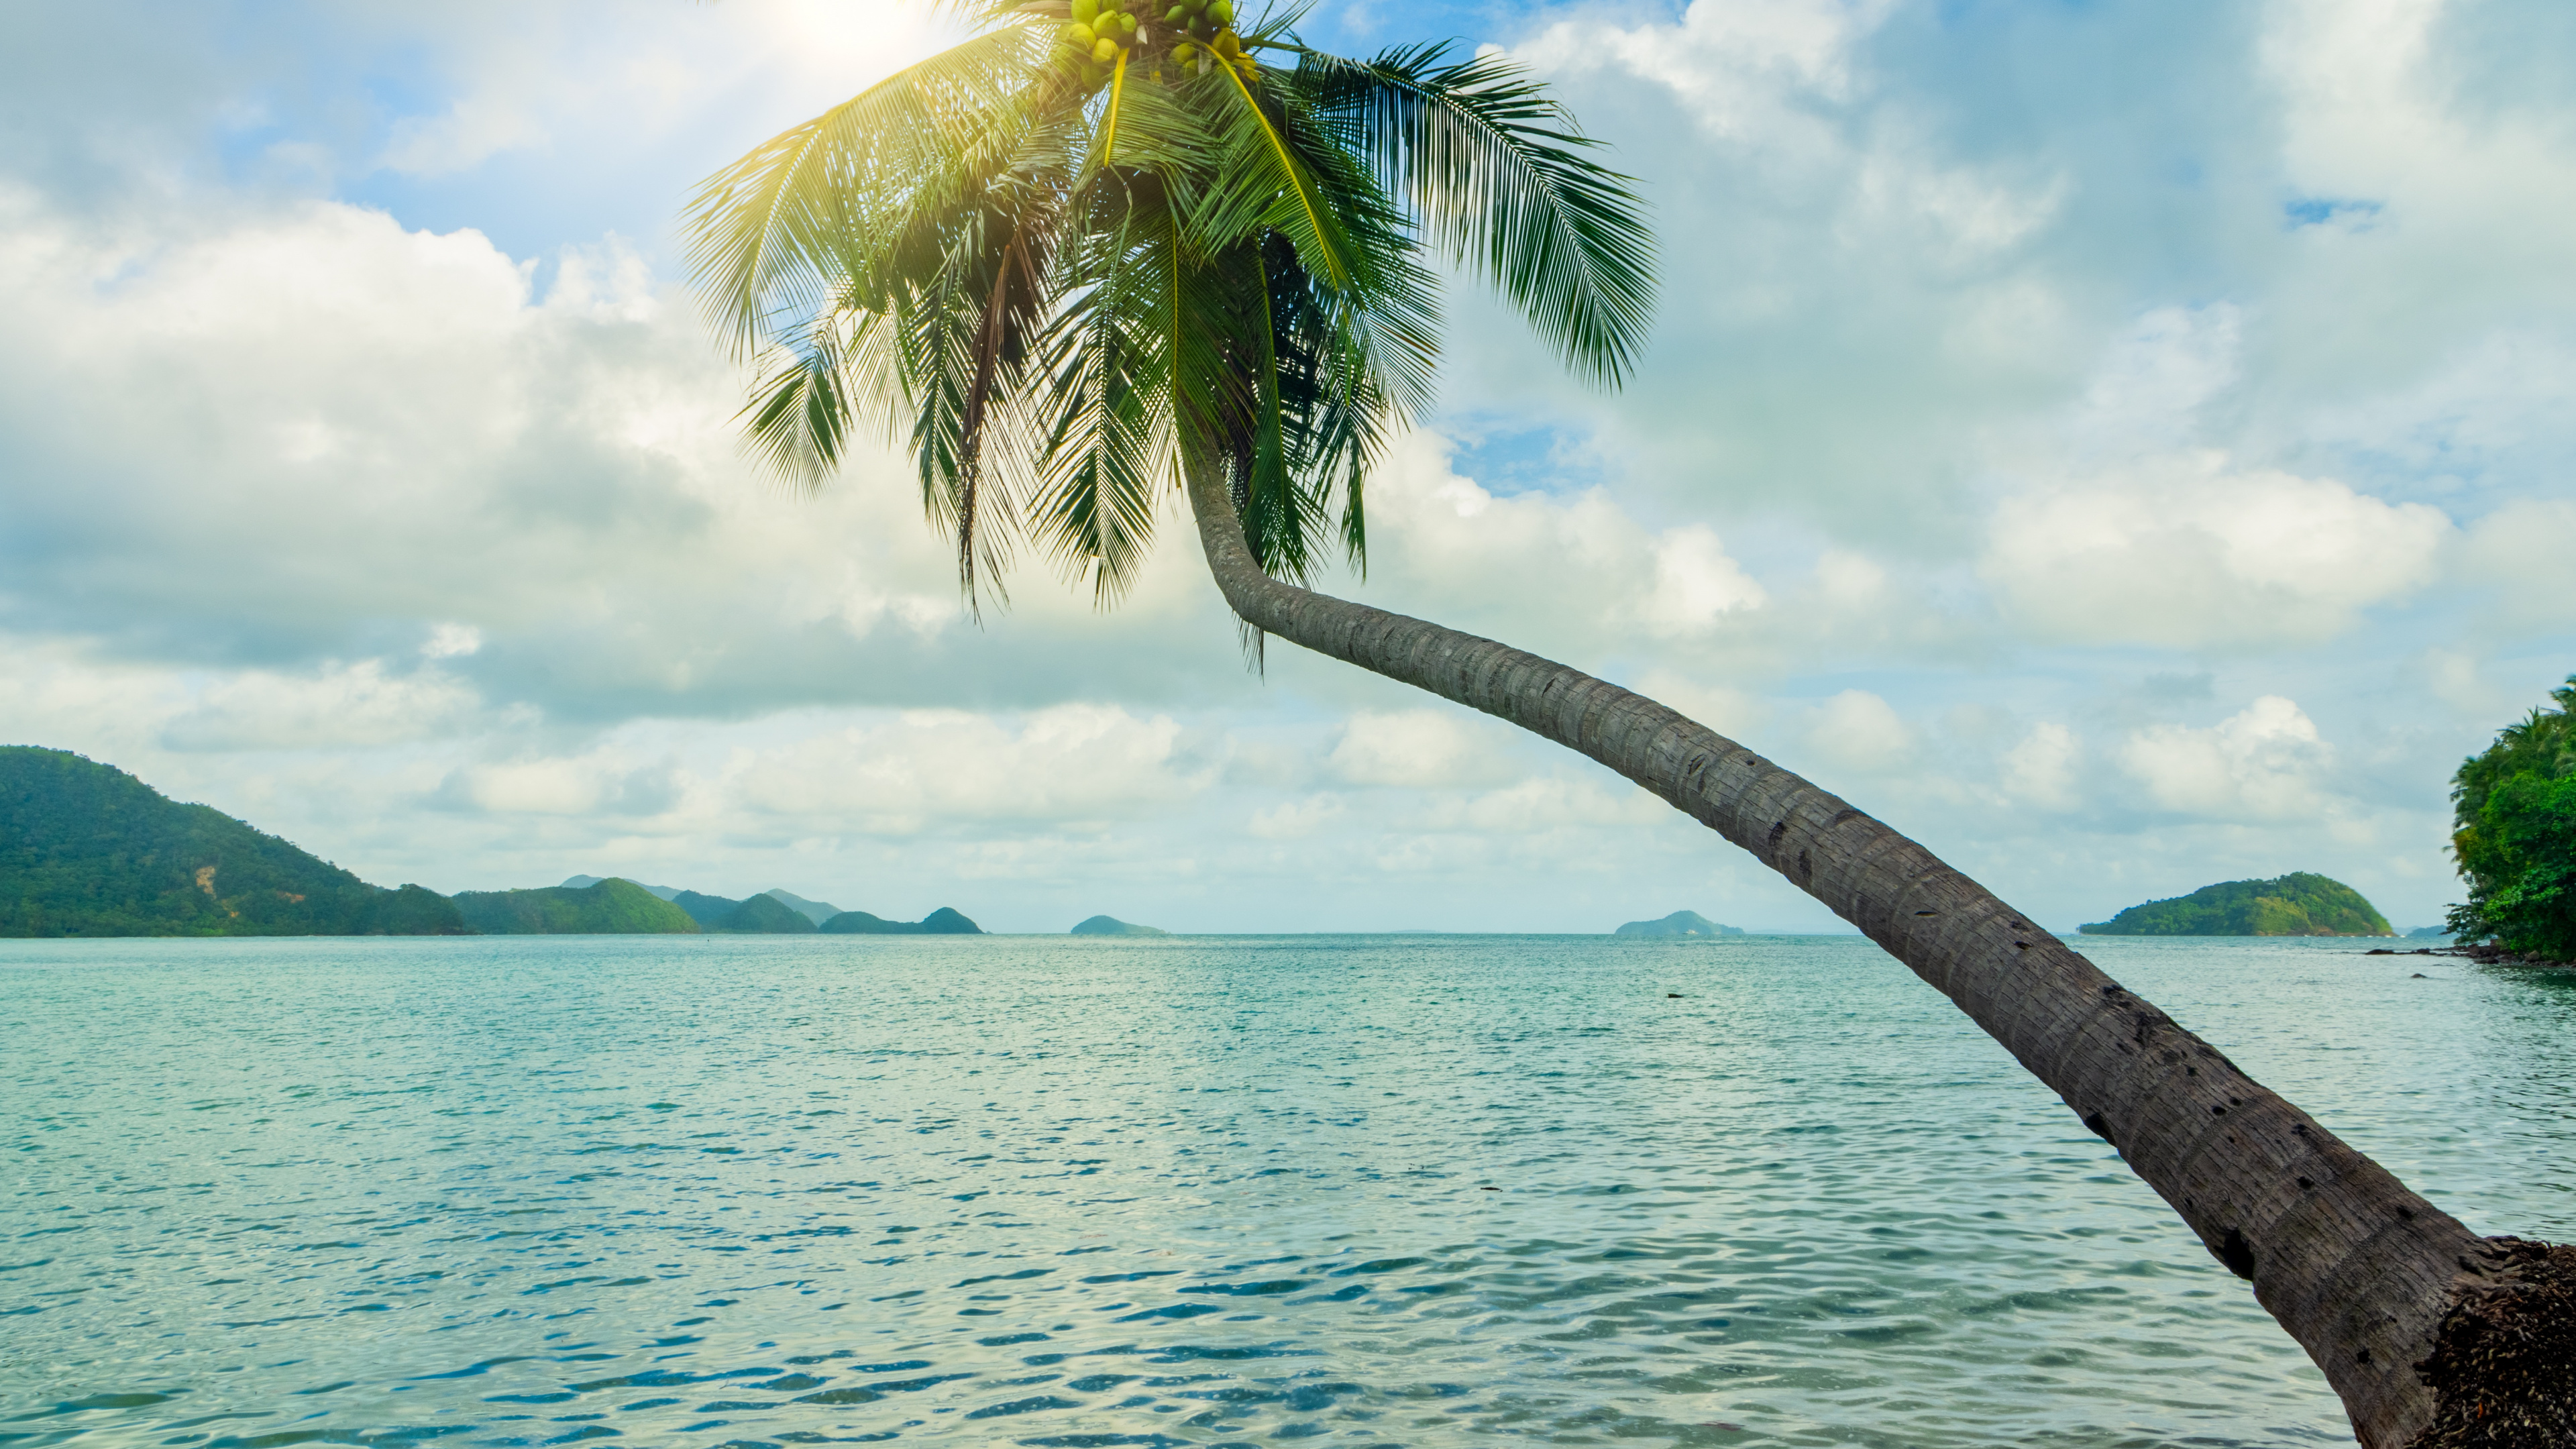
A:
[1028, 199, 1188, 602]
[1297, 43, 1657, 385]
[1194, 61, 1359, 294]
[688, 7, 1659, 614]
[683, 28, 1051, 361]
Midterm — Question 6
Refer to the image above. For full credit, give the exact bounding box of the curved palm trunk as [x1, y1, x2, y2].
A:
[1185, 467, 2569, 1448]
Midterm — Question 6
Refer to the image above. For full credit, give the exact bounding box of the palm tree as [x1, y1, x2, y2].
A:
[684, 4, 2569, 1442]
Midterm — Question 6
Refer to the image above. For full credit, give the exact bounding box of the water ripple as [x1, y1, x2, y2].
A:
[3, 933, 2567, 1448]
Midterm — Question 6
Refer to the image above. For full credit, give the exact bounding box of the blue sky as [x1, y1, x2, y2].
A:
[2, 0, 2571, 932]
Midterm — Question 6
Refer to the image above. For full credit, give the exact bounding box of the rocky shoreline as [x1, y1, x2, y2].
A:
[2368, 942, 2574, 969]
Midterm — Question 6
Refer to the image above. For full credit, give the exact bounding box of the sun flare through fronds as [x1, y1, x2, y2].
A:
[686, 0, 1656, 606]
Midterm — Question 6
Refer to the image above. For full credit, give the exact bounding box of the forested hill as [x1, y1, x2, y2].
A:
[2079, 873, 2392, 937]
[0, 746, 465, 937]
[449, 879, 698, 935]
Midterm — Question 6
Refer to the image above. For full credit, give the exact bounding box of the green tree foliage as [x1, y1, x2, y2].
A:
[449, 879, 702, 935]
[2447, 677, 2576, 961]
[0, 746, 466, 937]
[686, 0, 1652, 606]
[2079, 873, 2393, 936]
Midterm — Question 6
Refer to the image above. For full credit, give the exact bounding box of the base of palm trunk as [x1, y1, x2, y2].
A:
[2409, 1238, 2576, 1447]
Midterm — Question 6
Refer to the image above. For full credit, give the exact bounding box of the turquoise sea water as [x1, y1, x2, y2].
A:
[3, 934, 2569, 1449]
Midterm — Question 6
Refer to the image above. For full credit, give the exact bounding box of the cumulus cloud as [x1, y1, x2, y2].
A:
[1982, 455, 2453, 647]
[0, 188, 1251, 722]
[2461, 499, 2576, 631]
[1804, 689, 1916, 773]
[437, 753, 682, 818]
[2117, 696, 2331, 822]
[161, 661, 485, 752]
[2000, 721, 2081, 811]
[732, 705, 1201, 835]
[1250, 793, 1347, 840]
[1326, 709, 1519, 789]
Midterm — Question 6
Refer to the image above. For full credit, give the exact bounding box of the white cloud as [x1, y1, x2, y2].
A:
[1250, 793, 1346, 839]
[1559, 0, 1893, 138]
[731, 705, 1198, 834]
[1421, 776, 1667, 835]
[439, 753, 680, 817]
[2461, 498, 2576, 630]
[2068, 306, 2244, 451]
[1326, 709, 1517, 788]
[378, 96, 545, 178]
[2000, 721, 2080, 811]
[2117, 696, 2331, 822]
[1803, 689, 1915, 773]
[423, 623, 484, 659]
[1982, 455, 2453, 647]
[161, 661, 484, 752]
[1646, 526, 1768, 634]
[1344, 433, 1775, 664]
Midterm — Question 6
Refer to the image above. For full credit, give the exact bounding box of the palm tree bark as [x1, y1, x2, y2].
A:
[1185, 466, 2570, 1448]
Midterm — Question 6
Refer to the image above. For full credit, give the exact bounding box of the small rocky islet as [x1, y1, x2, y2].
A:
[1613, 910, 1746, 938]
[1071, 914, 1167, 936]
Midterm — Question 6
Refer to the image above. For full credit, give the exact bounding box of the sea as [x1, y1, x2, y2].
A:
[3, 934, 2569, 1449]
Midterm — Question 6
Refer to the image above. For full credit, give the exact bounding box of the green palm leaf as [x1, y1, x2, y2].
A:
[687, 5, 1656, 598]
[684, 28, 1051, 362]
[1298, 43, 1657, 384]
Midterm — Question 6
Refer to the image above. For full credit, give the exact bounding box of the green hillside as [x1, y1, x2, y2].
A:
[820, 906, 983, 934]
[667, 889, 746, 927]
[449, 879, 699, 935]
[719, 894, 815, 933]
[2080, 873, 2392, 937]
[0, 745, 466, 937]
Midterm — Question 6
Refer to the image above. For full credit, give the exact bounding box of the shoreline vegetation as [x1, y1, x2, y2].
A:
[2445, 676, 2576, 964]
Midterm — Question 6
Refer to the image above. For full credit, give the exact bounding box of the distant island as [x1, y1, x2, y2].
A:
[454, 879, 700, 934]
[1615, 910, 1746, 938]
[1071, 914, 1167, 936]
[1, 745, 465, 937]
[0, 745, 987, 938]
[561, 877, 837, 933]
[2080, 873, 2393, 936]
[819, 906, 981, 934]
[473, 880, 983, 935]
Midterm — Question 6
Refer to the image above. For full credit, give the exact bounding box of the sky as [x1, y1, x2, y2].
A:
[2, 0, 2571, 934]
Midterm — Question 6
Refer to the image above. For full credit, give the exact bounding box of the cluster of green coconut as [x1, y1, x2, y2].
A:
[1050, 0, 1252, 92]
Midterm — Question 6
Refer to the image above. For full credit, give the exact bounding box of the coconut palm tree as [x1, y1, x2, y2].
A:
[684, 4, 2569, 1442]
